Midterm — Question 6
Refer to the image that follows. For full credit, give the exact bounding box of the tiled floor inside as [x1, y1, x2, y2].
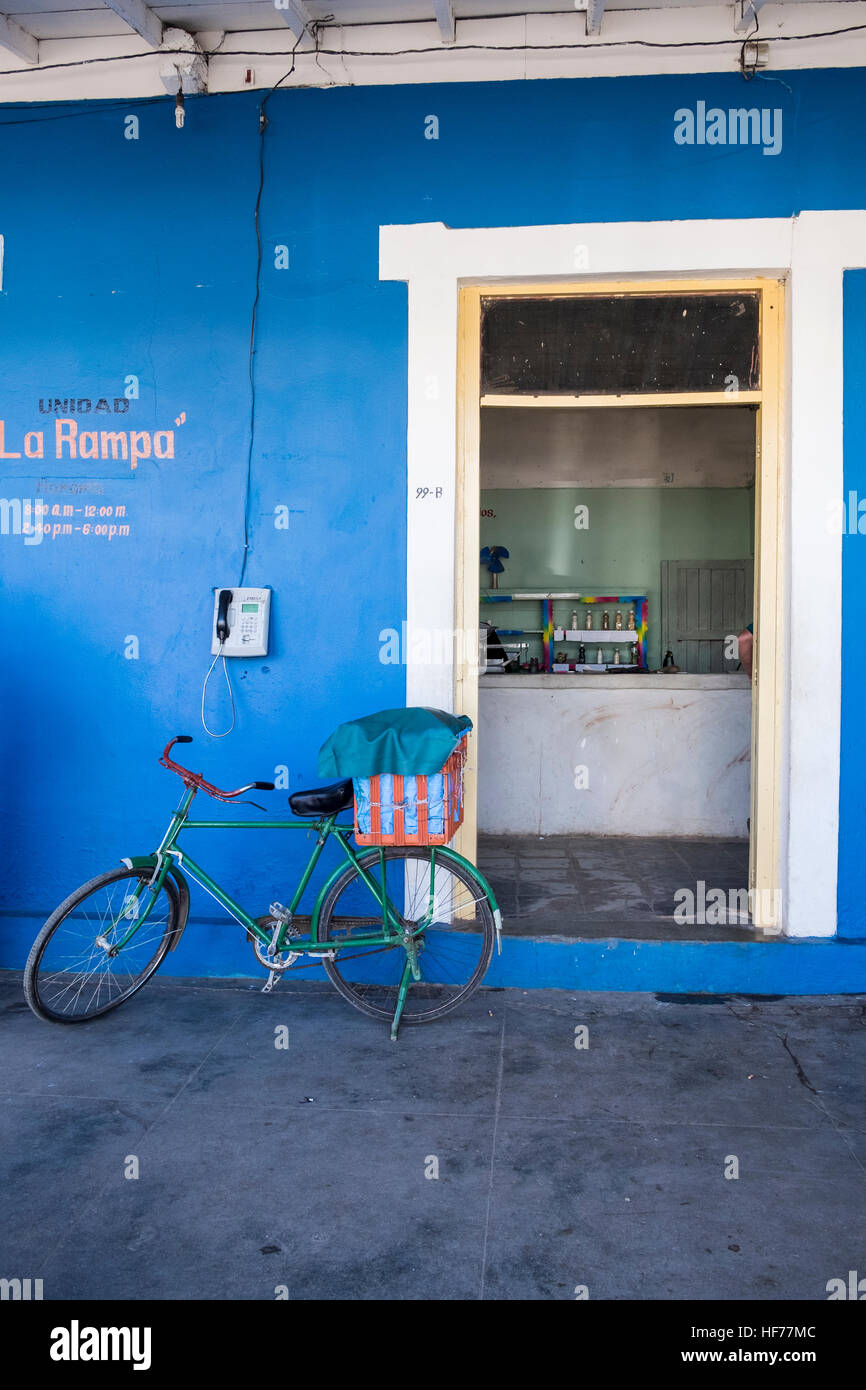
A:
[477, 834, 757, 940]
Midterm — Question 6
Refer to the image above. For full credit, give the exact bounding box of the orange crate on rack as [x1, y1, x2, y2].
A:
[353, 737, 467, 846]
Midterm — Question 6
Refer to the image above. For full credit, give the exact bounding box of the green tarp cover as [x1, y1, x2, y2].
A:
[318, 707, 472, 778]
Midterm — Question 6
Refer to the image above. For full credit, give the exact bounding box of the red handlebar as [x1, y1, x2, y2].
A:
[160, 737, 275, 802]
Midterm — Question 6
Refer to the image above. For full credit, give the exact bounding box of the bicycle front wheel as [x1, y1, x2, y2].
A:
[318, 846, 496, 1024]
[24, 867, 180, 1023]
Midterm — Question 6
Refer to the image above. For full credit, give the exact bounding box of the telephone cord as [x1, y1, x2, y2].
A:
[201, 643, 237, 738]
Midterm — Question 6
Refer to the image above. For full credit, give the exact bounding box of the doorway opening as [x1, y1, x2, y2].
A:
[455, 281, 784, 939]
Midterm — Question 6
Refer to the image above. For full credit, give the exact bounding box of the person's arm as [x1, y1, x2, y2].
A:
[738, 627, 753, 679]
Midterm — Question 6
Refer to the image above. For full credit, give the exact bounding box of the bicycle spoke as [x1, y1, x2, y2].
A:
[322, 848, 495, 1023]
[28, 869, 177, 1021]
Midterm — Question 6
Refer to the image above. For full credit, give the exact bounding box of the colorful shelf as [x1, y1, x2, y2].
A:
[481, 591, 648, 672]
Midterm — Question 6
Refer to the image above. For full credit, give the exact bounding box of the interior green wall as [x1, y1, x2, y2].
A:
[480, 487, 755, 670]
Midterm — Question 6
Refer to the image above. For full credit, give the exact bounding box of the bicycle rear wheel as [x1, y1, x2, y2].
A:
[24, 867, 180, 1023]
[318, 846, 495, 1024]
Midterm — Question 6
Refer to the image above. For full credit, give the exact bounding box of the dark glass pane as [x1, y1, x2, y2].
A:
[481, 294, 760, 395]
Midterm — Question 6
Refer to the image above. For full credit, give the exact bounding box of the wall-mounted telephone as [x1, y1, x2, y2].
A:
[211, 587, 271, 657]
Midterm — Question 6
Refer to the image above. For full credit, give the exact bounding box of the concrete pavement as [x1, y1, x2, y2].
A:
[1, 973, 864, 1300]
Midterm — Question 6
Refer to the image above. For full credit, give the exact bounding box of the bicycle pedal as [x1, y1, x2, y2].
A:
[268, 901, 293, 925]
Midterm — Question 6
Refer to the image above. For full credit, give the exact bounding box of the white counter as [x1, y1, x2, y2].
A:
[478, 673, 751, 837]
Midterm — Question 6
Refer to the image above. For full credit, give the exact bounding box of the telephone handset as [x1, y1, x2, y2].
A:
[210, 586, 271, 657]
[216, 589, 232, 643]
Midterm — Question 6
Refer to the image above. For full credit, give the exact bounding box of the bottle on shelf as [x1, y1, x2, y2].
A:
[570, 610, 579, 631]
[596, 647, 603, 665]
[577, 643, 586, 664]
[602, 611, 610, 630]
[627, 608, 636, 630]
[614, 649, 621, 664]
[615, 610, 623, 630]
[586, 610, 593, 629]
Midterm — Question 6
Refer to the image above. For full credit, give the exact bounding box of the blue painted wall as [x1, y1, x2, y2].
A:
[1, 68, 865, 978]
[838, 269, 866, 940]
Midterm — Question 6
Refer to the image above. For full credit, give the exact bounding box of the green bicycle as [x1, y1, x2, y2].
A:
[24, 736, 502, 1040]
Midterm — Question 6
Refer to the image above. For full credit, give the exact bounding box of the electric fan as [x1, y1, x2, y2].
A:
[480, 545, 509, 590]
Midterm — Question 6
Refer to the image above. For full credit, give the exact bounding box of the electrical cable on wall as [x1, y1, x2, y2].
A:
[737, 10, 795, 92]
[1, 20, 866, 91]
[739, 8, 760, 81]
[238, 22, 310, 586]
[215, 24, 866, 55]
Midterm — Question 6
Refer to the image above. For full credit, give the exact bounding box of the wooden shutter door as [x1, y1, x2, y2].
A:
[661, 559, 754, 673]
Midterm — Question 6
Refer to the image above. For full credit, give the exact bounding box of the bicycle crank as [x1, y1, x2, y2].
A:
[250, 911, 301, 988]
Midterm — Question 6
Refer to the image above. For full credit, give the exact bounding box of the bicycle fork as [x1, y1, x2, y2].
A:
[390, 933, 422, 1042]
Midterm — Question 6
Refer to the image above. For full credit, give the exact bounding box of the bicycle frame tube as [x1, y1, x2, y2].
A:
[113, 783, 501, 958]
[109, 786, 200, 950]
[115, 792, 409, 954]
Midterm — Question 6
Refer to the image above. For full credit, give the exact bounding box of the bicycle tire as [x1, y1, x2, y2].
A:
[24, 866, 180, 1024]
[318, 845, 495, 1025]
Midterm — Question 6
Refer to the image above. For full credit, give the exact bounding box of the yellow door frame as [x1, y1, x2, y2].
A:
[455, 277, 785, 931]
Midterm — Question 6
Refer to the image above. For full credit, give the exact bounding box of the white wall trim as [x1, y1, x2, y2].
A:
[3, 7, 866, 101]
[381, 210, 866, 940]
